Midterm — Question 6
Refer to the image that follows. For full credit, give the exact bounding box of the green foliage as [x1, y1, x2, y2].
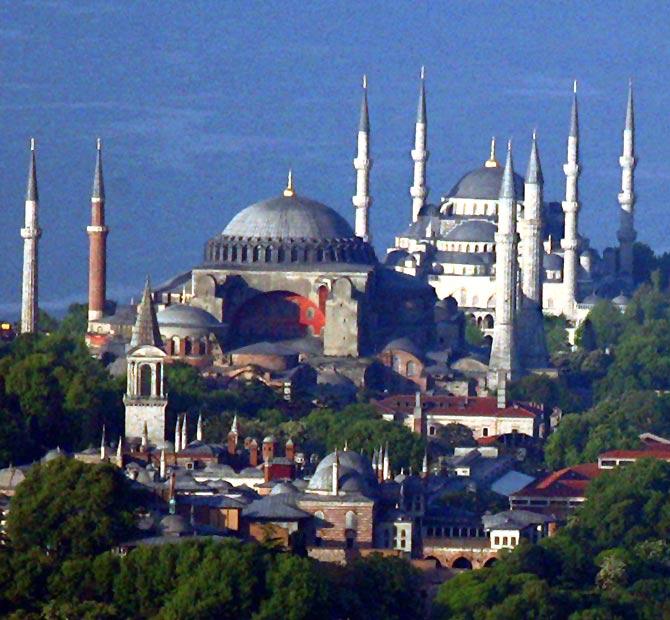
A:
[7, 458, 138, 561]
[435, 423, 476, 452]
[465, 320, 485, 347]
[544, 314, 570, 356]
[433, 460, 670, 619]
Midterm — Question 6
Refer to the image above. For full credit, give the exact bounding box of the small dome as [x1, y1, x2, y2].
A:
[157, 304, 220, 328]
[612, 293, 630, 306]
[444, 220, 496, 243]
[223, 193, 355, 240]
[385, 249, 410, 267]
[543, 253, 563, 270]
[448, 165, 525, 201]
[263, 435, 276, 444]
[270, 481, 299, 495]
[317, 369, 356, 389]
[382, 337, 423, 359]
[582, 293, 600, 305]
[160, 514, 192, 536]
[418, 203, 441, 217]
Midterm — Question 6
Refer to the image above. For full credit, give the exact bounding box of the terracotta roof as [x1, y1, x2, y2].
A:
[599, 449, 670, 460]
[373, 395, 541, 419]
[512, 463, 601, 499]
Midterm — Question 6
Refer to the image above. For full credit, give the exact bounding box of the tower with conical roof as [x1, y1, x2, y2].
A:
[518, 132, 549, 369]
[410, 67, 429, 222]
[489, 141, 520, 383]
[20, 138, 41, 334]
[353, 75, 372, 242]
[124, 278, 168, 447]
[561, 81, 581, 316]
[617, 81, 636, 280]
[87, 138, 109, 321]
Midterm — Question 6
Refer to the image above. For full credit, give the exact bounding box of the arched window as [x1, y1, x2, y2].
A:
[252, 246, 261, 262]
[139, 364, 152, 397]
[407, 361, 418, 377]
[183, 338, 192, 356]
[392, 355, 402, 373]
[171, 336, 180, 355]
[156, 364, 162, 396]
[345, 511, 357, 530]
[200, 338, 208, 355]
[241, 246, 248, 262]
[291, 247, 298, 262]
[265, 246, 273, 262]
[277, 247, 285, 263]
[317, 248, 325, 262]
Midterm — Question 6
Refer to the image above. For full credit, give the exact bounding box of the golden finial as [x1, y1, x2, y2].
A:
[283, 168, 295, 197]
[485, 136, 499, 167]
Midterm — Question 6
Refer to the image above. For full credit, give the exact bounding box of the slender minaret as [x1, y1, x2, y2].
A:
[332, 449, 340, 495]
[489, 141, 520, 383]
[617, 80, 636, 280]
[159, 448, 166, 478]
[174, 415, 182, 452]
[353, 75, 372, 242]
[383, 443, 390, 481]
[410, 67, 429, 222]
[181, 415, 188, 449]
[87, 138, 109, 321]
[561, 81, 581, 316]
[518, 132, 550, 369]
[20, 138, 41, 334]
[100, 425, 107, 461]
[196, 412, 203, 442]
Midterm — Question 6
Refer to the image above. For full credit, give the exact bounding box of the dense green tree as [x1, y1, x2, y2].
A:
[544, 314, 570, 356]
[435, 423, 476, 452]
[7, 458, 138, 561]
[465, 320, 485, 347]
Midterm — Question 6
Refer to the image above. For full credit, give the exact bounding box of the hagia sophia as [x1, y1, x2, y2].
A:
[18, 72, 638, 397]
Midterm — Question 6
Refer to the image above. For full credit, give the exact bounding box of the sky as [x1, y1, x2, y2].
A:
[0, 1, 667, 316]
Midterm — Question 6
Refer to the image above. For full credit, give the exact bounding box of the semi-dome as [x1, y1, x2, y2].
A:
[448, 165, 524, 201]
[445, 220, 496, 242]
[157, 304, 220, 328]
[204, 188, 376, 267]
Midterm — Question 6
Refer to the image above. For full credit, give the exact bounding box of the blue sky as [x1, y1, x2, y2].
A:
[0, 1, 666, 315]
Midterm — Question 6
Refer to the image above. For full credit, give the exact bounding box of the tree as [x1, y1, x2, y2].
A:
[7, 458, 138, 561]
[435, 423, 476, 452]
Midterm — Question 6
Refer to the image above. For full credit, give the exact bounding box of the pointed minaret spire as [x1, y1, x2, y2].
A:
[159, 448, 166, 479]
[175, 415, 182, 453]
[130, 277, 163, 348]
[231, 414, 238, 435]
[181, 414, 188, 449]
[383, 442, 390, 481]
[422, 449, 428, 478]
[410, 66, 430, 222]
[489, 140, 520, 383]
[100, 425, 107, 461]
[561, 81, 581, 316]
[20, 138, 41, 334]
[618, 79, 636, 280]
[116, 435, 123, 467]
[87, 138, 109, 322]
[196, 412, 203, 442]
[353, 75, 372, 241]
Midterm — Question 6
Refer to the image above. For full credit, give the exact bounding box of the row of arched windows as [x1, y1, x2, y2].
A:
[164, 336, 209, 357]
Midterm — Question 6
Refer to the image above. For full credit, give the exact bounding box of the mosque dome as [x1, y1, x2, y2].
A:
[205, 178, 376, 268]
[445, 220, 496, 242]
[543, 253, 564, 270]
[448, 151, 525, 200]
[307, 450, 376, 493]
[157, 304, 220, 329]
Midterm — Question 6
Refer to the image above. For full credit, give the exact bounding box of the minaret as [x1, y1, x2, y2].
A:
[617, 80, 636, 280]
[100, 425, 107, 461]
[489, 141, 521, 383]
[181, 415, 188, 449]
[20, 138, 41, 334]
[332, 449, 340, 495]
[383, 443, 390, 481]
[87, 138, 109, 321]
[518, 132, 550, 369]
[353, 75, 372, 242]
[159, 448, 166, 478]
[561, 81, 581, 316]
[174, 415, 182, 452]
[410, 67, 429, 222]
[196, 412, 203, 442]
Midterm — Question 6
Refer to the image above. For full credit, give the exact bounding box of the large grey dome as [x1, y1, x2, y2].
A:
[205, 192, 376, 267]
[157, 304, 220, 328]
[307, 450, 376, 494]
[448, 165, 525, 201]
[223, 194, 354, 240]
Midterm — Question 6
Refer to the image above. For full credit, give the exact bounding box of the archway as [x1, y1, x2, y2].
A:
[483, 558, 497, 568]
[452, 557, 473, 570]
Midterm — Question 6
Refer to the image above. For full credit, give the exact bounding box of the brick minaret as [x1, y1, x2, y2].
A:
[20, 138, 41, 334]
[87, 138, 108, 321]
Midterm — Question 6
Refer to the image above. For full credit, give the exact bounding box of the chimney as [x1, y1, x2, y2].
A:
[262, 436, 275, 463]
[497, 371, 508, 409]
[249, 439, 259, 466]
[264, 460, 271, 483]
[285, 437, 295, 461]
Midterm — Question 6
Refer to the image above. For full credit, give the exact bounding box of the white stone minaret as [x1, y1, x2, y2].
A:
[353, 75, 372, 242]
[489, 141, 520, 383]
[20, 138, 41, 335]
[617, 80, 636, 280]
[519, 132, 549, 369]
[561, 81, 581, 316]
[522, 131, 543, 307]
[410, 67, 429, 222]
